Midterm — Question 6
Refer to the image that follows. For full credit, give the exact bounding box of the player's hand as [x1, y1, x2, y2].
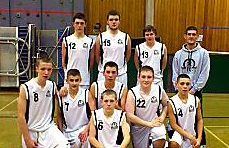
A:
[59, 87, 68, 97]
[78, 129, 88, 143]
[189, 134, 197, 146]
[193, 139, 201, 148]
[149, 117, 162, 127]
[25, 138, 38, 148]
[157, 116, 165, 123]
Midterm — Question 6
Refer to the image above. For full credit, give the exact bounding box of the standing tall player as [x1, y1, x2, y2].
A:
[134, 25, 167, 87]
[95, 10, 131, 86]
[62, 12, 95, 89]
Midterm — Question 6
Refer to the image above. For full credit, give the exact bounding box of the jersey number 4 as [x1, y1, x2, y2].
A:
[178, 108, 183, 117]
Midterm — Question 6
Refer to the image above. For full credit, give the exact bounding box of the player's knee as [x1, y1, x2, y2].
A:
[153, 139, 166, 148]
[168, 141, 180, 148]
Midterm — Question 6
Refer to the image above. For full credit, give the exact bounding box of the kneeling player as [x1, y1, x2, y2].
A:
[89, 89, 130, 148]
[168, 74, 203, 148]
[58, 69, 96, 147]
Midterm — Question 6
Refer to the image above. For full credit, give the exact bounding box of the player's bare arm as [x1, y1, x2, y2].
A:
[89, 45, 95, 71]
[79, 90, 95, 143]
[89, 82, 96, 100]
[162, 44, 167, 70]
[120, 86, 128, 111]
[158, 89, 168, 122]
[55, 88, 63, 132]
[134, 48, 139, 70]
[61, 42, 66, 69]
[126, 35, 131, 62]
[95, 35, 101, 64]
[89, 117, 105, 148]
[119, 116, 130, 148]
[88, 91, 96, 111]
[17, 85, 38, 147]
[195, 100, 203, 147]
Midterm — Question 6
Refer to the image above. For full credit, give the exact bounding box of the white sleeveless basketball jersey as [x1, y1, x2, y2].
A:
[169, 94, 198, 137]
[92, 108, 125, 147]
[130, 84, 162, 122]
[136, 42, 164, 84]
[23, 78, 55, 132]
[61, 88, 90, 133]
[129, 84, 163, 148]
[94, 80, 125, 109]
[63, 35, 94, 85]
[98, 30, 128, 75]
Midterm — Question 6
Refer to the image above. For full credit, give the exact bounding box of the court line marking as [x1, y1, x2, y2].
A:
[204, 126, 229, 148]
[0, 92, 18, 95]
[0, 98, 17, 112]
[205, 126, 229, 128]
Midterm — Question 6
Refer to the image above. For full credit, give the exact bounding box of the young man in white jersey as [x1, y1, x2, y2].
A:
[134, 25, 167, 87]
[62, 12, 95, 89]
[17, 51, 69, 148]
[125, 66, 168, 148]
[89, 89, 130, 148]
[57, 69, 96, 147]
[90, 61, 128, 110]
[168, 74, 203, 148]
[95, 10, 131, 86]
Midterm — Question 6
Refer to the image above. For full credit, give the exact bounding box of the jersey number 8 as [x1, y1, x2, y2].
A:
[33, 92, 39, 102]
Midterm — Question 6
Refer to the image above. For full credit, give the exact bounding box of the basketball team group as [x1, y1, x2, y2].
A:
[17, 9, 210, 148]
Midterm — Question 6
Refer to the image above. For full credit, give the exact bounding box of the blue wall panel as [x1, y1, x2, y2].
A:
[10, 0, 41, 27]
[0, 0, 10, 26]
[0, 0, 84, 29]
